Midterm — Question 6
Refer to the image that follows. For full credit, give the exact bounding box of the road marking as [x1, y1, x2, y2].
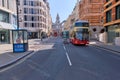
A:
[63, 45, 72, 66]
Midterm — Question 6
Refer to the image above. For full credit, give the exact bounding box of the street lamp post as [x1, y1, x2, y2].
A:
[16, 0, 19, 30]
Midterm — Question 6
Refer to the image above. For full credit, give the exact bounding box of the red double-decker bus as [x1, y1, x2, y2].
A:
[70, 20, 89, 45]
[53, 32, 57, 37]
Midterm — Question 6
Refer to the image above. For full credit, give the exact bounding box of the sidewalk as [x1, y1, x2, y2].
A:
[0, 51, 33, 69]
[0, 38, 53, 69]
[0, 43, 34, 69]
[90, 40, 120, 53]
[0, 44, 12, 54]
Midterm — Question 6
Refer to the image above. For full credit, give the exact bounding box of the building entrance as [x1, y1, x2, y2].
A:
[0, 32, 6, 43]
[0, 30, 9, 44]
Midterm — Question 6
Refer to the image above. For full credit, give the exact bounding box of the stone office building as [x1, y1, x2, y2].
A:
[18, 0, 51, 39]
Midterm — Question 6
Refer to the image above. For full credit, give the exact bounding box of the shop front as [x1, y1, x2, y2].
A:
[0, 22, 15, 44]
[107, 24, 120, 43]
[0, 29, 10, 43]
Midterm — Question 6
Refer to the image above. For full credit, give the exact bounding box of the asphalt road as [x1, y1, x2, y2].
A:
[0, 37, 120, 80]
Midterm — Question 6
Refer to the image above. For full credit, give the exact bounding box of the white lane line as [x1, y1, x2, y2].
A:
[63, 46, 66, 50]
[63, 45, 72, 66]
[65, 52, 72, 66]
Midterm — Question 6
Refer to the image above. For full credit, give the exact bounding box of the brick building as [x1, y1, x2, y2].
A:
[103, 0, 120, 43]
[79, 0, 104, 39]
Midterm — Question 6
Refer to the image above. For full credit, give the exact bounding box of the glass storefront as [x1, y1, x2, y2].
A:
[0, 29, 10, 43]
[107, 24, 120, 43]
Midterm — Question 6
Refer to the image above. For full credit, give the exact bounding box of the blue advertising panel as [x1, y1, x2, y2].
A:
[13, 44, 25, 53]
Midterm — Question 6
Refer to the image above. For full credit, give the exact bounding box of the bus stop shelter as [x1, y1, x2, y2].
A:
[12, 29, 28, 53]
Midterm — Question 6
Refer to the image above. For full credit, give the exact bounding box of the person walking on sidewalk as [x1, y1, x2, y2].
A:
[41, 36, 43, 41]
[40, 32, 43, 41]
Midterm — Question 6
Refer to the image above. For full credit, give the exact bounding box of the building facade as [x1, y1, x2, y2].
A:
[79, 0, 104, 39]
[52, 14, 61, 37]
[46, 4, 52, 37]
[64, 0, 80, 31]
[0, 0, 17, 43]
[18, 0, 51, 38]
[47, 13, 52, 37]
[64, 14, 75, 30]
[103, 0, 120, 43]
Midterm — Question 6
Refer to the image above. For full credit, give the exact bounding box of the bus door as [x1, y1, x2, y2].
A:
[76, 30, 89, 41]
[82, 29, 89, 41]
[82, 32, 89, 40]
[76, 31, 82, 40]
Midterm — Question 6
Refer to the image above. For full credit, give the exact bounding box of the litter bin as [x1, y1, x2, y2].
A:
[12, 29, 28, 53]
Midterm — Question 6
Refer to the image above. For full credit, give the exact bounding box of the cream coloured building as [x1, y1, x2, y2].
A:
[0, 0, 17, 43]
[18, 0, 52, 38]
[64, 0, 80, 31]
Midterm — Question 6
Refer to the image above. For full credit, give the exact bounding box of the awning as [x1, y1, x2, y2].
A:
[0, 22, 15, 30]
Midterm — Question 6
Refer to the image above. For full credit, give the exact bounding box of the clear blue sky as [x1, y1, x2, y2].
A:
[48, 0, 77, 23]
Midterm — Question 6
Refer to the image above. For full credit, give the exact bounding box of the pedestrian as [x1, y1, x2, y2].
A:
[40, 32, 43, 41]
[41, 36, 43, 41]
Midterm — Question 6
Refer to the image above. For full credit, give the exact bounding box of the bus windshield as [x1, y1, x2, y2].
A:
[75, 22, 89, 27]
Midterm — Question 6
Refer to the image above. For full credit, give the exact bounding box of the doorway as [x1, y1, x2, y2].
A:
[0, 33, 6, 43]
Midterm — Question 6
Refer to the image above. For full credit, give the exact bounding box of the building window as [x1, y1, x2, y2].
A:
[116, 5, 120, 20]
[106, 3, 112, 8]
[40, 2, 41, 6]
[89, 0, 91, 3]
[32, 23, 34, 27]
[24, 15, 27, 21]
[0, 10, 9, 23]
[24, 0, 27, 5]
[7, 0, 9, 9]
[30, 1, 34, 6]
[17, 0, 20, 5]
[116, 32, 120, 37]
[2, 0, 4, 7]
[36, 2, 39, 6]
[31, 16, 34, 21]
[29, 8, 35, 14]
[106, 0, 110, 2]
[106, 10, 112, 23]
[31, 8, 34, 14]
[24, 8, 28, 14]
[24, 23, 27, 27]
